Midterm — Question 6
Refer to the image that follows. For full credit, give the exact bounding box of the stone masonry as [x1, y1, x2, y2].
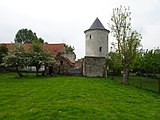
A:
[83, 56, 106, 77]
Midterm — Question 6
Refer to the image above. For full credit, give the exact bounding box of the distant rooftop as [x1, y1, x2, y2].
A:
[89, 17, 105, 29]
[2, 43, 65, 56]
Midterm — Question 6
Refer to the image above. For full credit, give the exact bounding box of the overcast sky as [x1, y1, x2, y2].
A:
[0, 0, 160, 59]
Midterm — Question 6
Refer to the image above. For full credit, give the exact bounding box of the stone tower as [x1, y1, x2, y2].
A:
[85, 17, 110, 57]
[83, 18, 110, 77]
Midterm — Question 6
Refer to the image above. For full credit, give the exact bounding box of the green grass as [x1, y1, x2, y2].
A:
[111, 76, 158, 92]
[0, 73, 160, 120]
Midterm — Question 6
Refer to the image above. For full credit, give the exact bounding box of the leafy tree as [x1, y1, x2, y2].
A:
[106, 51, 123, 79]
[153, 48, 160, 74]
[2, 44, 28, 77]
[110, 6, 142, 84]
[37, 37, 44, 43]
[0, 44, 8, 64]
[142, 49, 154, 76]
[131, 48, 160, 78]
[64, 44, 75, 52]
[130, 49, 145, 76]
[28, 39, 55, 76]
[14, 28, 44, 44]
[142, 48, 160, 77]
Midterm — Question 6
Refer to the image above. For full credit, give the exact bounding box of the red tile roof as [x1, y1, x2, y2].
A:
[4, 43, 13, 49]
[44, 44, 65, 55]
[1, 43, 65, 56]
[63, 57, 75, 66]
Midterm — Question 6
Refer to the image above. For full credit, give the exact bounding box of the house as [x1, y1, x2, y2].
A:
[1, 43, 82, 76]
[4, 43, 65, 56]
[55, 51, 76, 75]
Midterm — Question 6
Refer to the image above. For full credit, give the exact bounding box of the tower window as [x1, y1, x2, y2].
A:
[89, 35, 91, 39]
[99, 47, 102, 52]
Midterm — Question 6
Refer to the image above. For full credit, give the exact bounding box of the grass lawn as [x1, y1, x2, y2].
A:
[110, 76, 158, 92]
[0, 73, 160, 120]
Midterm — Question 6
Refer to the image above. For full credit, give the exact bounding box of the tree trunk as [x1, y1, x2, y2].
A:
[44, 66, 47, 76]
[123, 66, 129, 85]
[139, 70, 142, 88]
[36, 65, 39, 76]
[112, 70, 115, 80]
[146, 70, 148, 78]
[16, 65, 23, 78]
[158, 79, 160, 94]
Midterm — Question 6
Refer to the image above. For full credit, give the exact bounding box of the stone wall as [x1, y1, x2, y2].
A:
[83, 56, 106, 77]
[60, 51, 76, 63]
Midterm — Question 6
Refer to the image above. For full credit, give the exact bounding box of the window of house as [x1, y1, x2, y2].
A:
[99, 47, 102, 52]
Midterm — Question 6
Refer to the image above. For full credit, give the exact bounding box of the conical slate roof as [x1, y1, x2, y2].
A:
[89, 17, 105, 29]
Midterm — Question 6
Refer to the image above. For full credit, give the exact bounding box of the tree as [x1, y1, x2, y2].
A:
[0, 44, 8, 64]
[64, 44, 75, 52]
[142, 49, 154, 77]
[28, 39, 55, 76]
[106, 51, 123, 79]
[14, 28, 44, 44]
[153, 48, 160, 74]
[131, 49, 144, 74]
[2, 44, 28, 77]
[110, 6, 142, 84]
[142, 48, 160, 77]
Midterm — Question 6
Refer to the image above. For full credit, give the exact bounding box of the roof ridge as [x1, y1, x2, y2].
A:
[61, 57, 74, 65]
